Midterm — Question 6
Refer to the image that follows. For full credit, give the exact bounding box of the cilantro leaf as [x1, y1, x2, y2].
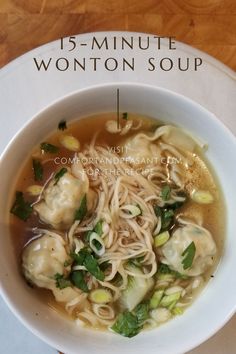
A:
[161, 185, 171, 201]
[40, 142, 59, 153]
[111, 302, 150, 337]
[71, 249, 88, 265]
[58, 120, 67, 131]
[70, 271, 89, 292]
[54, 273, 71, 289]
[83, 252, 104, 281]
[94, 220, 103, 236]
[74, 195, 87, 222]
[157, 263, 189, 279]
[153, 205, 162, 217]
[32, 159, 43, 181]
[10, 191, 33, 221]
[161, 209, 174, 230]
[181, 242, 196, 270]
[111, 311, 140, 338]
[153, 205, 174, 231]
[54, 167, 67, 185]
[72, 248, 105, 281]
[122, 112, 128, 121]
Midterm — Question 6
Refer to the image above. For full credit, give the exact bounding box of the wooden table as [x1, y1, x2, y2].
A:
[0, 0, 235, 70]
[0, 1, 235, 354]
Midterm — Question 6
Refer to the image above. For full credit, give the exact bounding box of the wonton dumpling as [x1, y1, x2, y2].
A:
[53, 287, 79, 303]
[122, 134, 161, 167]
[122, 125, 206, 167]
[157, 125, 205, 152]
[34, 167, 89, 229]
[22, 233, 68, 289]
[161, 224, 216, 276]
[22, 233, 79, 303]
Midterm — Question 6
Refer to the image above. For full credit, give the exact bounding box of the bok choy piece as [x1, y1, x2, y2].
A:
[119, 264, 154, 311]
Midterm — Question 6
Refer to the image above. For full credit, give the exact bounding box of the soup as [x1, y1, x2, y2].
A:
[9, 113, 225, 337]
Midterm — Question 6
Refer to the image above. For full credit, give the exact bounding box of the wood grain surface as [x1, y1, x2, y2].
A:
[0, 0, 235, 70]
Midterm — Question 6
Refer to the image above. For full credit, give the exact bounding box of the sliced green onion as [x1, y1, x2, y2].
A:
[157, 273, 175, 281]
[171, 307, 184, 315]
[10, 191, 33, 221]
[150, 308, 171, 323]
[165, 286, 183, 295]
[191, 190, 214, 204]
[26, 185, 43, 196]
[160, 292, 181, 308]
[74, 195, 87, 222]
[32, 159, 43, 181]
[89, 288, 112, 304]
[161, 185, 171, 201]
[154, 231, 170, 247]
[94, 220, 103, 236]
[149, 290, 164, 309]
[121, 204, 142, 217]
[89, 232, 105, 256]
[59, 135, 80, 151]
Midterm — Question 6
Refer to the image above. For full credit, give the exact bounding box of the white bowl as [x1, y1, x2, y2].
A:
[0, 83, 236, 354]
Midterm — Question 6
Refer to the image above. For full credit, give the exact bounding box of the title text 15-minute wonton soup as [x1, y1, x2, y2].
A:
[10, 113, 224, 338]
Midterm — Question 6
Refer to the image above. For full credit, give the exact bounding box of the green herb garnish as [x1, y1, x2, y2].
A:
[70, 271, 89, 292]
[40, 142, 59, 153]
[153, 205, 162, 217]
[111, 302, 149, 338]
[157, 263, 172, 274]
[54, 167, 67, 185]
[71, 248, 105, 281]
[83, 252, 104, 280]
[85, 220, 104, 250]
[74, 195, 87, 222]
[181, 241, 196, 270]
[111, 311, 140, 338]
[10, 191, 33, 221]
[134, 303, 149, 325]
[54, 273, 71, 289]
[171, 191, 187, 210]
[91, 238, 103, 251]
[153, 205, 175, 231]
[161, 185, 171, 201]
[161, 209, 174, 230]
[122, 112, 128, 120]
[157, 263, 188, 279]
[32, 159, 43, 181]
[94, 220, 103, 236]
[58, 120, 67, 131]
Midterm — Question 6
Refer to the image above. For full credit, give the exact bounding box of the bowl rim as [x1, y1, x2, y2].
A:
[1, 81, 236, 354]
